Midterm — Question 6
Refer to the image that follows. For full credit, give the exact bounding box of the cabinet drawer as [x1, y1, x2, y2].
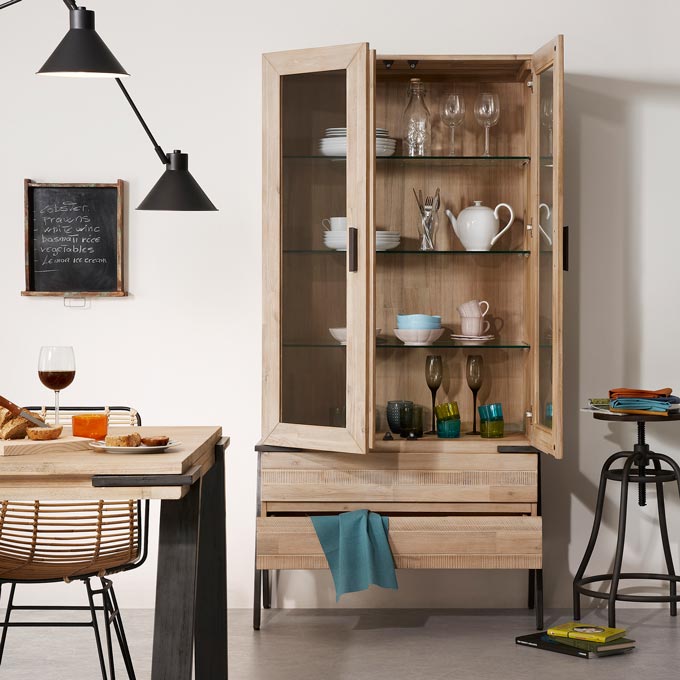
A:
[261, 451, 538, 504]
[256, 515, 542, 570]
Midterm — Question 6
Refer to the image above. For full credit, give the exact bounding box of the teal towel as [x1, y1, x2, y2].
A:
[611, 398, 672, 412]
[311, 510, 398, 601]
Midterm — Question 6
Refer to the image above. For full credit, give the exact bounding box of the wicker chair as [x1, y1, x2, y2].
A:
[0, 407, 149, 680]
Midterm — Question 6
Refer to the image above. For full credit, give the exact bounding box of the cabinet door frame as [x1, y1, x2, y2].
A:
[529, 35, 564, 459]
[261, 43, 371, 454]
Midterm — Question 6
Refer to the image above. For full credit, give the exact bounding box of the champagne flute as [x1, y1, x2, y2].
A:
[466, 355, 483, 435]
[425, 355, 443, 434]
[440, 94, 465, 156]
[38, 346, 75, 426]
[474, 93, 500, 157]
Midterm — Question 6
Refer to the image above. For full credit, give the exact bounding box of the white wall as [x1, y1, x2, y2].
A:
[2, 0, 679, 611]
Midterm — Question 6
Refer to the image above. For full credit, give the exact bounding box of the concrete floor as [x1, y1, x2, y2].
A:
[0, 608, 678, 679]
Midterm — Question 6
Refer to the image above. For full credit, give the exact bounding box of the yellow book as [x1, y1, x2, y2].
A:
[547, 622, 626, 644]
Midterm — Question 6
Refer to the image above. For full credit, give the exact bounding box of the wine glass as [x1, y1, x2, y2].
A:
[38, 346, 75, 426]
[466, 355, 483, 435]
[474, 93, 500, 157]
[425, 355, 443, 434]
[440, 94, 465, 156]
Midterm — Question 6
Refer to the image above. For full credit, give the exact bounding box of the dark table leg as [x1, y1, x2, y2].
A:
[151, 479, 201, 680]
[195, 442, 228, 679]
[151, 440, 228, 680]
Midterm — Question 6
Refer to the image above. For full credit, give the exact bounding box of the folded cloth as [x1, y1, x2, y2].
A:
[311, 510, 398, 601]
[610, 398, 674, 413]
[609, 387, 672, 400]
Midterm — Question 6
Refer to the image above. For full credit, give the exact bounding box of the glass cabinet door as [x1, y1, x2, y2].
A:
[262, 44, 371, 454]
[530, 36, 564, 459]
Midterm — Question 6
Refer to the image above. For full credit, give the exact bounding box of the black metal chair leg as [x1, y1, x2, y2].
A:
[107, 583, 136, 680]
[253, 566, 262, 631]
[0, 583, 16, 665]
[535, 569, 544, 630]
[263, 569, 271, 609]
[86, 579, 109, 680]
[573, 451, 628, 620]
[528, 570, 535, 609]
[608, 455, 635, 628]
[100, 581, 117, 680]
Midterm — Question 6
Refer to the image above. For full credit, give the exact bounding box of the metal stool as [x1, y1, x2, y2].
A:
[573, 412, 680, 627]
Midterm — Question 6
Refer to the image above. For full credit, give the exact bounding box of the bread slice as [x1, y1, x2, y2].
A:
[0, 407, 14, 429]
[141, 436, 169, 447]
[0, 411, 45, 440]
[26, 425, 63, 441]
[105, 433, 142, 447]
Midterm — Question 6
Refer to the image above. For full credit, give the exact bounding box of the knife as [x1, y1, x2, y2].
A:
[0, 396, 50, 428]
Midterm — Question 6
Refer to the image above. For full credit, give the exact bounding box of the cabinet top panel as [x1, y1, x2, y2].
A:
[376, 55, 531, 82]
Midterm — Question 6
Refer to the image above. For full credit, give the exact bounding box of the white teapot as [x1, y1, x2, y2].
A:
[445, 200, 515, 252]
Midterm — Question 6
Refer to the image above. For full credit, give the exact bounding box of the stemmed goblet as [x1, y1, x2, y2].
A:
[425, 355, 443, 435]
[38, 346, 75, 426]
[474, 93, 500, 157]
[466, 355, 483, 435]
[440, 94, 465, 156]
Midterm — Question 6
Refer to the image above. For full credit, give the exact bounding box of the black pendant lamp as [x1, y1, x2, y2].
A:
[37, 6, 128, 78]
[1, 0, 217, 211]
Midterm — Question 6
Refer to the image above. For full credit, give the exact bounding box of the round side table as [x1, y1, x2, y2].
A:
[573, 412, 680, 627]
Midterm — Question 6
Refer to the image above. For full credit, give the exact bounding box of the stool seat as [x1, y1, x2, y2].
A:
[573, 416, 680, 627]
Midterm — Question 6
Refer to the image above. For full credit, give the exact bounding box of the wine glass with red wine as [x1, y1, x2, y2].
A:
[38, 346, 75, 426]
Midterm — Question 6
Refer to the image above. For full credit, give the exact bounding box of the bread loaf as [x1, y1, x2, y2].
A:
[104, 433, 142, 447]
[0, 411, 45, 440]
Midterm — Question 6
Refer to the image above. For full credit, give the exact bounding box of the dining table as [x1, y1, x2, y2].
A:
[0, 425, 228, 680]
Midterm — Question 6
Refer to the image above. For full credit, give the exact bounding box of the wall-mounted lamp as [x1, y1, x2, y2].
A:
[1, 0, 217, 211]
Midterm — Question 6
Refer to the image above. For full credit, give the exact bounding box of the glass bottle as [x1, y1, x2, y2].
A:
[402, 78, 431, 157]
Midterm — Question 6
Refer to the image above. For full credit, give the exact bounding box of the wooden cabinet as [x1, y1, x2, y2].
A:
[257, 38, 564, 619]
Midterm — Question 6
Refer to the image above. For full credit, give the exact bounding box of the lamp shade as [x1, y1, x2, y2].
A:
[37, 7, 128, 78]
[137, 151, 218, 211]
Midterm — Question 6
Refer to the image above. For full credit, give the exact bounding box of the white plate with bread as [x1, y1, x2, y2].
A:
[89, 433, 180, 454]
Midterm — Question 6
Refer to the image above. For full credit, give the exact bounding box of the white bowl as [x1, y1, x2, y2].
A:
[393, 328, 444, 346]
[330, 328, 382, 345]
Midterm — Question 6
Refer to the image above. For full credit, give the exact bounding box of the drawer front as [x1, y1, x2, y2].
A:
[261, 452, 538, 504]
[256, 515, 542, 570]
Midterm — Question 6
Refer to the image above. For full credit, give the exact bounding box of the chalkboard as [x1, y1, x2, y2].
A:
[23, 180, 126, 297]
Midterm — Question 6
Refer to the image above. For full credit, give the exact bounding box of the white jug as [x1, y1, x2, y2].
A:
[445, 200, 515, 252]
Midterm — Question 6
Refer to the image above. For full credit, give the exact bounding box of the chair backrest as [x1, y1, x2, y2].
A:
[23, 406, 141, 427]
[0, 406, 147, 582]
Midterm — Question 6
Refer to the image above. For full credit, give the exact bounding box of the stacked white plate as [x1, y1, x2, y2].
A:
[450, 333, 495, 346]
[319, 128, 396, 157]
[323, 230, 401, 252]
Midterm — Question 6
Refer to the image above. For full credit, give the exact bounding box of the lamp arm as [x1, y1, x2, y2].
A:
[0, 0, 76, 10]
[115, 78, 169, 165]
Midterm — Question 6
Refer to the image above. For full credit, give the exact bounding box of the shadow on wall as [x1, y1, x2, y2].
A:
[543, 74, 680, 609]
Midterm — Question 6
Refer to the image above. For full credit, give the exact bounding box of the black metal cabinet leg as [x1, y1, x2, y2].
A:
[528, 570, 535, 609]
[151, 480, 201, 680]
[253, 567, 262, 631]
[608, 456, 635, 628]
[195, 444, 228, 680]
[263, 570, 271, 609]
[535, 569, 544, 630]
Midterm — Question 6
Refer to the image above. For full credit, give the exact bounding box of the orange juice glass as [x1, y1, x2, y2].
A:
[72, 413, 108, 441]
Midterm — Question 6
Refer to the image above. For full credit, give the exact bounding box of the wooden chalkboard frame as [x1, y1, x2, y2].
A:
[22, 179, 127, 297]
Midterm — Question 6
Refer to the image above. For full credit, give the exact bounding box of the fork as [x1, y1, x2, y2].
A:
[422, 195, 435, 249]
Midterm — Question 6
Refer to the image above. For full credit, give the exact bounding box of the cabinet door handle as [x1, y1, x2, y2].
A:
[348, 227, 358, 273]
[563, 225, 569, 271]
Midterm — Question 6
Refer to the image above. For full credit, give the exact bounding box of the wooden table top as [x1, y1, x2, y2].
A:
[0, 426, 225, 501]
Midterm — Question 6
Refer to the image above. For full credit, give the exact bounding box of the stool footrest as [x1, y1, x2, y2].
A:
[575, 572, 680, 603]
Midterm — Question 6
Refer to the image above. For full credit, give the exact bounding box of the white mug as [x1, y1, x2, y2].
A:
[322, 216, 347, 231]
[461, 317, 491, 336]
[457, 300, 490, 318]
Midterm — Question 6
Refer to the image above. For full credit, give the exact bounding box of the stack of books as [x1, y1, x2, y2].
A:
[516, 622, 636, 659]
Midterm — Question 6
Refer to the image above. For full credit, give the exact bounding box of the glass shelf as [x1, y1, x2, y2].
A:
[284, 342, 530, 350]
[284, 248, 530, 255]
[284, 155, 530, 167]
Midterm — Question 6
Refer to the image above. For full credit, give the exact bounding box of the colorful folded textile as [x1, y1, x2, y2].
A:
[609, 388, 672, 400]
[610, 398, 673, 413]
